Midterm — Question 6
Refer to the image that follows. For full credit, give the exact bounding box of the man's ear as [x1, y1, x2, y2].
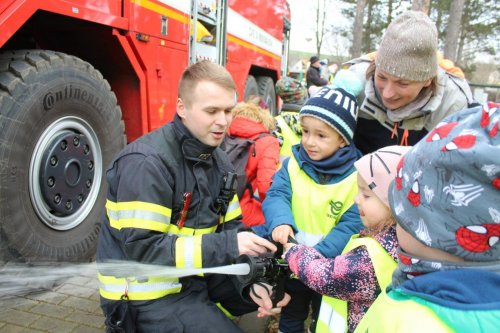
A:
[177, 98, 186, 119]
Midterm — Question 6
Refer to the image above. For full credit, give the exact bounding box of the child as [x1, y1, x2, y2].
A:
[262, 87, 364, 333]
[227, 101, 280, 228]
[283, 145, 410, 333]
[355, 103, 500, 332]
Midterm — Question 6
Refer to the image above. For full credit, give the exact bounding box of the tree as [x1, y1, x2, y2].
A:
[411, 0, 430, 14]
[444, 0, 465, 62]
[351, 0, 367, 57]
[312, 0, 334, 56]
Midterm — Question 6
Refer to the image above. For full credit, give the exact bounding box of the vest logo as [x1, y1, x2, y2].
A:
[328, 200, 343, 219]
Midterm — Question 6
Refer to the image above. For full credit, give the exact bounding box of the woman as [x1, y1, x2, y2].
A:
[346, 10, 476, 154]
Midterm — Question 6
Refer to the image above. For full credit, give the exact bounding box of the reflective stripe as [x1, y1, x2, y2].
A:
[295, 231, 323, 247]
[167, 224, 216, 236]
[107, 200, 172, 232]
[318, 301, 346, 333]
[175, 235, 202, 269]
[223, 197, 242, 222]
[98, 273, 181, 301]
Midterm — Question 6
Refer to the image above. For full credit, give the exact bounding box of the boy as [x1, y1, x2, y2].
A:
[263, 87, 364, 333]
[355, 103, 500, 332]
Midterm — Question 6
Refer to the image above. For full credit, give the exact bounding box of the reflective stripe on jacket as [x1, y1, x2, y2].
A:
[317, 235, 397, 333]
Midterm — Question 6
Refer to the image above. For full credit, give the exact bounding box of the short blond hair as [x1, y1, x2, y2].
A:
[178, 61, 236, 107]
[232, 102, 276, 131]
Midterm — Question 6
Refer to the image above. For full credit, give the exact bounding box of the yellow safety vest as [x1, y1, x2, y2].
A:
[99, 195, 242, 301]
[275, 112, 301, 163]
[288, 156, 358, 247]
[316, 235, 397, 333]
[353, 288, 454, 333]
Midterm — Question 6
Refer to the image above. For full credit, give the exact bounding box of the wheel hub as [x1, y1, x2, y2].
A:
[39, 131, 94, 216]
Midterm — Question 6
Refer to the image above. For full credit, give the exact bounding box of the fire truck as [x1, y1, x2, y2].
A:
[0, 0, 291, 261]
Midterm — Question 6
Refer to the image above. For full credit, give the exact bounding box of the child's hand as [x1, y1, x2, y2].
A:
[272, 225, 294, 245]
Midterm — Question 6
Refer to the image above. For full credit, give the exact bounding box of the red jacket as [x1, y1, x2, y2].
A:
[227, 117, 280, 227]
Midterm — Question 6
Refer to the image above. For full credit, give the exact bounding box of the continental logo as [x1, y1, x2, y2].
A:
[327, 200, 343, 219]
[43, 85, 104, 111]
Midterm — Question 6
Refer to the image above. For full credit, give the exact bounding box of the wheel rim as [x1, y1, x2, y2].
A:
[29, 117, 103, 231]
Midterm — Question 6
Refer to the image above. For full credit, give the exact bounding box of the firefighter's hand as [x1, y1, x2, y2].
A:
[249, 283, 291, 317]
[272, 225, 294, 245]
[237, 232, 277, 256]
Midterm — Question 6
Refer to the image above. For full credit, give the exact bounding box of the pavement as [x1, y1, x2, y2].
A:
[0, 269, 105, 333]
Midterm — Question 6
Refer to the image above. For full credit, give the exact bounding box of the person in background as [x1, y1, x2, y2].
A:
[346, 10, 476, 155]
[274, 77, 308, 164]
[96, 61, 287, 333]
[283, 145, 410, 333]
[227, 100, 280, 228]
[319, 59, 332, 83]
[263, 87, 364, 333]
[306, 56, 329, 96]
[355, 103, 500, 332]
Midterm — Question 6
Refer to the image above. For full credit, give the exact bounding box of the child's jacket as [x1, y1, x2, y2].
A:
[227, 116, 280, 227]
[285, 227, 398, 333]
[262, 144, 363, 257]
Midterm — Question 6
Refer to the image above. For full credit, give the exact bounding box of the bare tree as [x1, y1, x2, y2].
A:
[412, 0, 430, 14]
[444, 0, 465, 62]
[351, 0, 366, 57]
[314, 0, 327, 56]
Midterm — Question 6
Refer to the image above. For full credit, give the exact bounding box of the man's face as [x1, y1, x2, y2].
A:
[374, 68, 432, 110]
[177, 80, 236, 147]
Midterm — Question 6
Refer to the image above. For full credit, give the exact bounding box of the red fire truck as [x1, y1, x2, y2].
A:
[0, 0, 291, 261]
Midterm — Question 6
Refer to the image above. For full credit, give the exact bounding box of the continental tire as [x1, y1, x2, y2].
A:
[257, 76, 277, 116]
[0, 50, 125, 262]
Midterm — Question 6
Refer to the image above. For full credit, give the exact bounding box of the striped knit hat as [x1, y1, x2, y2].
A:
[299, 87, 358, 143]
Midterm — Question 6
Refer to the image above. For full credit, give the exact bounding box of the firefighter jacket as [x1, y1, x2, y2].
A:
[354, 269, 500, 333]
[316, 235, 397, 333]
[262, 145, 363, 258]
[96, 115, 243, 301]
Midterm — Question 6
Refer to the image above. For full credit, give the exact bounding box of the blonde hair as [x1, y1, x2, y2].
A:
[366, 215, 397, 237]
[178, 61, 236, 107]
[232, 102, 276, 131]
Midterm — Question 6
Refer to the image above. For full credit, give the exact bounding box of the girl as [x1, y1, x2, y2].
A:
[283, 145, 410, 333]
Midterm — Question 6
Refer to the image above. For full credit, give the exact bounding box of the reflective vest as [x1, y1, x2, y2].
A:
[288, 156, 358, 247]
[353, 288, 454, 333]
[98, 194, 241, 301]
[275, 112, 301, 163]
[317, 235, 397, 333]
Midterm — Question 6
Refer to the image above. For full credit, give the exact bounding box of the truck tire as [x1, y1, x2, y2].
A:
[0, 50, 125, 262]
[257, 76, 277, 116]
[243, 75, 258, 101]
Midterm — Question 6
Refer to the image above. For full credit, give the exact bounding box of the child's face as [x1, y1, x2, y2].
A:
[300, 116, 346, 161]
[355, 174, 392, 231]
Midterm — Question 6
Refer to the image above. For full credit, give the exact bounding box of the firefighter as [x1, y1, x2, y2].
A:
[96, 61, 289, 332]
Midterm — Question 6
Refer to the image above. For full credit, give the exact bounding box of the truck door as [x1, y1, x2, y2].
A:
[189, 0, 228, 65]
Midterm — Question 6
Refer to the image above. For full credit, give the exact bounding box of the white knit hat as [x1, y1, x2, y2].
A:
[376, 11, 438, 81]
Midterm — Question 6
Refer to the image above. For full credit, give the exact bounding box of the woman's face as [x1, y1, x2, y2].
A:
[374, 68, 432, 110]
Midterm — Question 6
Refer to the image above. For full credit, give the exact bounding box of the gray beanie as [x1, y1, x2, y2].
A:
[389, 102, 500, 262]
[376, 11, 438, 81]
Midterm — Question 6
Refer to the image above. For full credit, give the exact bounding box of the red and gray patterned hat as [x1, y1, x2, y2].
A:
[389, 103, 500, 262]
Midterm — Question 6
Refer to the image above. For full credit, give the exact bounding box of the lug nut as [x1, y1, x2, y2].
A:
[88, 161, 93, 170]
[83, 145, 90, 154]
[86, 179, 92, 188]
[60, 140, 67, 151]
[47, 177, 55, 187]
[50, 156, 58, 166]
[73, 136, 80, 146]
[65, 200, 72, 210]
[54, 194, 61, 204]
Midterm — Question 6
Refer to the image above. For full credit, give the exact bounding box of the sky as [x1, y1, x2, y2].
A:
[287, 0, 349, 55]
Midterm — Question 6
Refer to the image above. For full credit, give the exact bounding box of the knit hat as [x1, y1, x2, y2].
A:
[376, 11, 438, 81]
[355, 145, 412, 206]
[389, 102, 500, 262]
[299, 87, 358, 143]
[309, 56, 320, 65]
[275, 77, 307, 105]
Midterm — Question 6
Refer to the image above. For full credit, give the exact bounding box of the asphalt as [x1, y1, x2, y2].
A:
[0, 269, 105, 333]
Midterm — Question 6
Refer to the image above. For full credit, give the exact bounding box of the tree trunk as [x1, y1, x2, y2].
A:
[444, 0, 465, 62]
[351, 0, 366, 58]
[412, 0, 431, 14]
